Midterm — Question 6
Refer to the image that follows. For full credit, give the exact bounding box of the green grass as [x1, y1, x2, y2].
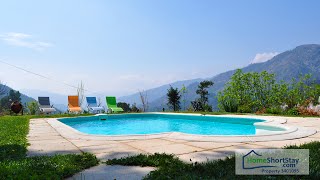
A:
[0, 116, 29, 160]
[107, 141, 320, 179]
[0, 115, 98, 179]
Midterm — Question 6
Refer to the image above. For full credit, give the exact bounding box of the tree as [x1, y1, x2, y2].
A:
[9, 89, 21, 102]
[0, 89, 21, 112]
[27, 101, 39, 115]
[217, 69, 320, 114]
[167, 86, 181, 111]
[77, 81, 85, 107]
[117, 102, 131, 112]
[197, 80, 214, 106]
[218, 70, 280, 113]
[191, 80, 214, 112]
[180, 84, 188, 111]
[139, 90, 148, 112]
[131, 103, 139, 112]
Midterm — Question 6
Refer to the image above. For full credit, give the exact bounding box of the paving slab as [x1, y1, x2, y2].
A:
[95, 150, 145, 161]
[178, 150, 232, 163]
[68, 165, 155, 180]
[28, 141, 80, 153]
[285, 118, 318, 124]
[289, 121, 320, 127]
[308, 132, 320, 139]
[28, 139, 70, 144]
[125, 139, 175, 149]
[28, 120, 82, 157]
[80, 143, 139, 154]
[29, 129, 57, 133]
[70, 140, 121, 147]
[161, 138, 190, 143]
[212, 143, 274, 156]
[29, 124, 49, 127]
[143, 143, 203, 155]
[184, 141, 242, 150]
[28, 131, 61, 136]
[28, 135, 65, 141]
[248, 137, 319, 148]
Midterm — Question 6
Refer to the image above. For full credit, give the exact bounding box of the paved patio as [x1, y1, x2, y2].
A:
[27, 115, 319, 179]
[27, 115, 319, 162]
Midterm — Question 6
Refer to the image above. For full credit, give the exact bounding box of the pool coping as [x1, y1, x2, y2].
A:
[46, 113, 317, 142]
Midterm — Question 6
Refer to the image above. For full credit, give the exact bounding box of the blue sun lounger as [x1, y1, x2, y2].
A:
[86, 97, 104, 114]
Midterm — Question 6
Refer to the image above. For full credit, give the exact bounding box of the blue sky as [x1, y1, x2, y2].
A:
[1, 0, 320, 96]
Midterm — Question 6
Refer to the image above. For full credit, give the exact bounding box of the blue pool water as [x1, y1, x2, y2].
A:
[58, 114, 267, 135]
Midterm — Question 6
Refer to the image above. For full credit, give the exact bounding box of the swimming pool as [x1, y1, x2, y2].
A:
[58, 113, 286, 136]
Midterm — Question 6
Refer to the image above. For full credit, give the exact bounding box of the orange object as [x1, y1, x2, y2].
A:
[68, 96, 82, 112]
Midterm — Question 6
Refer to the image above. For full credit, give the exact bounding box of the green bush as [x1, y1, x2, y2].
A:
[287, 107, 300, 115]
[27, 101, 39, 115]
[218, 95, 238, 112]
[238, 105, 251, 113]
[266, 107, 282, 114]
[203, 104, 213, 112]
[217, 69, 320, 115]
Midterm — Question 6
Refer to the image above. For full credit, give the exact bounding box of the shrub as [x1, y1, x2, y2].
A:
[203, 104, 213, 112]
[27, 101, 39, 115]
[217, 69, 320, 115]
[298, 106, 318, 116]
[297, 98, 319, 116]
[218, 93, 238, 112]
[191, 100, 203, 111]
[266, 107, 282, 114]
[255, 107, 266, 115]
[287, 107, 299, 115]
[117, 102, 131, 112]
[238, 105, 251, 113]
[131, 103, 139, 112]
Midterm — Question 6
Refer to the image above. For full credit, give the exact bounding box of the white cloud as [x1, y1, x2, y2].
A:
[0, 32, 53, 51]
[251, 52, 279, 64]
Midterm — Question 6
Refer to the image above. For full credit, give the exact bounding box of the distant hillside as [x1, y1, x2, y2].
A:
[118, 78, 202, 105]
[121, 44, 320, 111]
[0, 84, 35, 105]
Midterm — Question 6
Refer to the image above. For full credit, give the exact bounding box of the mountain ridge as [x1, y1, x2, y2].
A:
[120, 44, 320, 111]
[0, 84, 35, 105]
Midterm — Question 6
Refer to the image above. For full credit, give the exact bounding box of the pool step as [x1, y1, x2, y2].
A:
[97, 114, 108, 121]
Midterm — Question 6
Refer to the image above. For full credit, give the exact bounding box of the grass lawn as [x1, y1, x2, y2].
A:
[107, 141, 320, 179]
[0, 115, 98, 179]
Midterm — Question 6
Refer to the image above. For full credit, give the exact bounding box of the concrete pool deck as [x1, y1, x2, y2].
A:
[27, 114, 319, 163]
[27, 114, 319, 179]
